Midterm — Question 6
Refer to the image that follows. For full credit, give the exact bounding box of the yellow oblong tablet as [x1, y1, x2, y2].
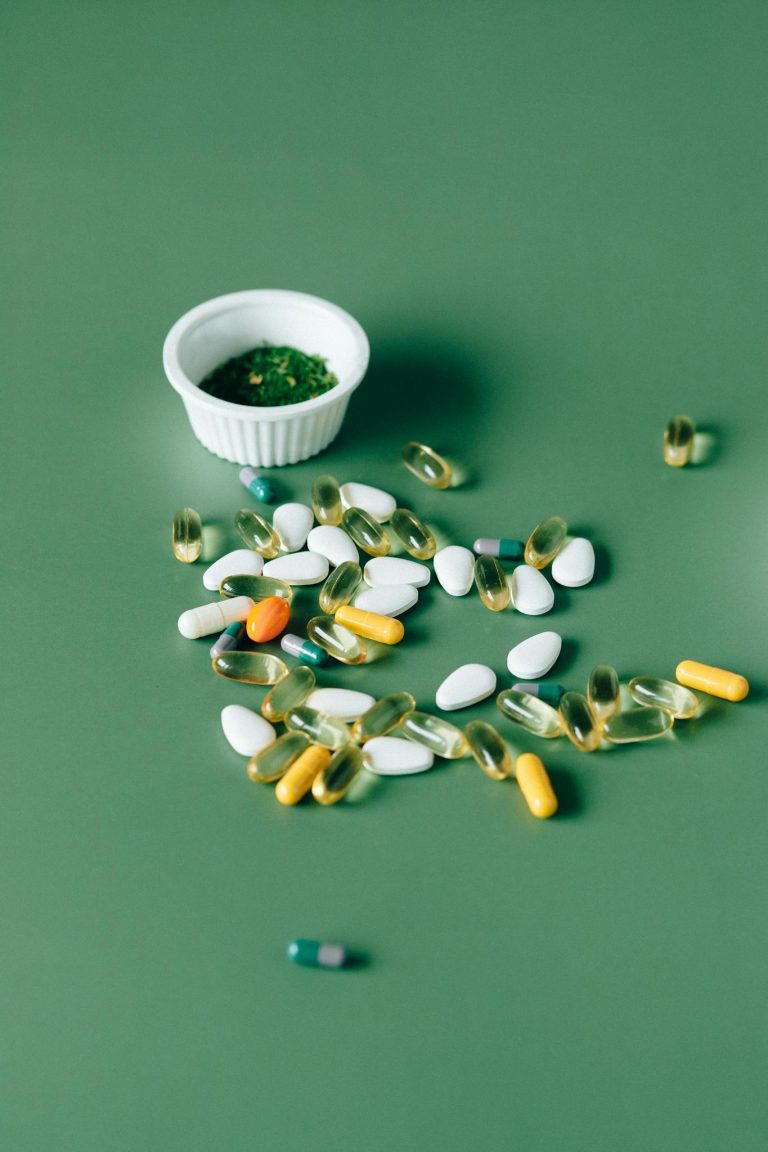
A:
[275, 744, 331, 806]
[675, 660, 749, 702]
[334, 605, 404, 645]
[515, 753, 558, 819]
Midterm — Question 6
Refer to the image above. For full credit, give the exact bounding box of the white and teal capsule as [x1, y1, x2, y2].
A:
[239, 466, 275, 503]
[209, 620, 245, 659]
[280, 633, 329, 667]
[511, 681, 565, 707]
[287, 938, 350, 969]
[473, 537, 524, 561]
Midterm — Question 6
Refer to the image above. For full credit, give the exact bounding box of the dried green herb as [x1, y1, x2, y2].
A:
[198, 343, 338, 407]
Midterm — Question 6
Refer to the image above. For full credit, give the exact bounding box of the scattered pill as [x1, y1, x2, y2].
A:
[362, 736, 434, 776]
[675, 660, 749, 702]
[352, 692, 416, 742]
[524, 516, 567, 569]
[312, 745, 365, 805]
[262, 667, 316, 722]
[363, 556, 432, 588]
[515, 753, 558, 818]
[603, 708, 674, 743]
[172, 507, 203, 563]
[221, 705, 276, 758]
[506, 631, 562, 679]
[511, 681, 565, 707]
[276, 744, 332, 805]
[280, 633, 328, 667]
[339, 482, 396, 522]
[435, 663, 497, 711]
[234, 508, 281, 557]
[239, 467, 275, 503]
[307, 525, 359, 567]
[390, 507, 436, 560]
[212, 650, 288, 685]
[262, 551, 330, 585]
[273, 502, 314, 552]
[306, 688, 375, 721]
[178, 595, 255, 639]
[287, 938, 350, 968]
[319, 561, 362, 613]
[465, 720, 514, 780]
[246, 596, 290, 643]
[628, 676, 699, 718]
[248, 731, 309, 782]
[311, 474, 343, 526]
[474, 554, 511, 611]
[210, 620, 245, 659]
[335, 605, 405, 645]
[473, 538, 524, 561]
[307, 616, 367, 665]
[551, 537, 595, 588]
[354, 584, 419, 617]
[203, 549, 264, 591]
[400, 711, 469, 759]
[219, 574, 293, 602]
[511, 565, 554, 615]
[663, 415, 695, 467]
[285, 705, 351, 750]
[341, 507, 392, 556]
[401, 441, 452, 489]
[559, 691, 601, 752]
[496, 689, 564, 737]
[433, 546, 475, 596]
[587, 664, 620, 725]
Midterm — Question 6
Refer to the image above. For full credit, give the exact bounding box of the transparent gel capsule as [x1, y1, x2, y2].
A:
[524, 516, 568, 569]
[311, 474, 343, 526]
[172, 507, 202, 563]
[496, 688, 564, 738]
[603, 707, 674, 743]
[351, 692, 416, 742]
[465, 720, 514, 780]
[474, 554, 511, 611]
[209, 620, 244, 659]
[628, 676, 698, 719]
[511, 681, 565, 707]
[307, 615, 367, 665]
[239, 467, 275, 503]
[319, 561, 362, 613]
[247, 731, 309, 782]
[559, 691, 601, 752]
[341, 507, 391, 557]
[285, 705, 351, 750]
[312, 744, 364, 805]
[219, 574, 293, 603]
[401, 441, 452, 489]
[663, 415, 695, 467]
[262, 666, 316, 722]
[390, 508, 436, 560]
[280, 633, 328, 667]
[234, 508, 281, 558]
[211, 650, 288, 685]
[587, 664, 620, 725]
[400, 711, 469, 759]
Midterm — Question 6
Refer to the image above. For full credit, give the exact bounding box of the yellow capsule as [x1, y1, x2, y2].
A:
[390, 508, 436, 560]
[247, 731, 309, 782]
[285, 705, 351, 750]
[496, 688, 564, 737]
[400, 711, 469, 759]
[524, 516, 567, 569]
[559, 691, 601, 752]
[675, 659, 749, 702]
[234, 508, 281, 558]
[219, 574, 293, 603]
[663, 415, 695, 467]
[312, 745, 364, 805]
[211, 650, 287, 685]
[515, 753, 558, 819]
[341, 507, 391, 556]
[401, 441, 452, 489]
[319, 561, 361, 614]
[465, 720, 514, 780]
[587, 664, 620, 725]
[172, 507, 203, 563]
[275, 744, 331, 805]
[603, 708, 673, 743]
[351, 692, 416, 742]
[474, 555, 511, 611]
[262, 666, 316, 722]
[628, 676, 698, 719]
[311, 474, 343, 526]
[335, 604, 404, 645]
[307, 615, 367, 665]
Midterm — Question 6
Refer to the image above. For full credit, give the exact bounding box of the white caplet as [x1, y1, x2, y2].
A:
[506, 632, 562, 679]
[511, 565, 555, 615]
[363, 556, 432, 588]
[203, 549, 263, 591]
[435, 663, 497, 710]
[362, 736, 434, 775]
[339, 482, 396, 522]
[551, 538, 595, 587]
[178, 596, 254, 639]
[221, 705, 276, 757]
[306, 688, 375, 720]
[273, 503, 314, 552]
[262, 552, 329, 585]
[433, 545, 475, 596]
[354, 584, 418, 617]
[306, 525, 359, 567]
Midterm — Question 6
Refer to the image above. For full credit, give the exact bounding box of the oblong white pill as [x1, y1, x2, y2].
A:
[273, 503, 314, 552]
[262, 552, 329, 585]
[340, 482, 396, 522]
[306, 525, 359, 567]
[434, 545, 475, 596]
[306, 688, 375, 721]
[221, 705, 276, 757]
[551, 537, 595, 588]
[506, 631, 562, 679]
[362, 736, 434, 776]
[436, 663, 497, 710]
[363, 557, 432, 588]
[203, 549, 263, 591]
[178, 596, 255, 639]
[354, 585, 419, 616]
[511, 565, 555, 615]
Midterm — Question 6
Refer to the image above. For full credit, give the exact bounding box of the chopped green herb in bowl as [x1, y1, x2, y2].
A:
[198, 343, 339, 408]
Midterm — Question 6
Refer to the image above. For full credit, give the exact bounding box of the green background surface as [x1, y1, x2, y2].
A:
[3, 2, 767, 1149]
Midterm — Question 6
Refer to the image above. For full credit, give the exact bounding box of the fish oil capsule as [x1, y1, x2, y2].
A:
[212, 650, 288, 685]
[247, 731, 310, 782]
[172, 507, 203, 563]
[515, 754, 558, 819]
[629, 676, 699, 719]
[341, 507, 391, 556]
[246, 596, 290, 642]
[663, 415, 695, 467]
[280, 633, 328, 667]
[285, 706, 351, 750]
[239, 467, 275, 503]
[390, 508, 437, 560]
[400, 711, 469, 759]
[209, 620, 244, 659]
[312, 745, 364, 805]
[307, 616, 367, 665]
[335, 605, 404, 645]
[319, 561, 362, 613]
[474, 554, 511, 611]
[524, 516, 567, 569]
[559, 691, 601, 752]
[287, 938, 350, 968]
[473, 538, 525, 561]
[401, 440, 452, 489]
[351, 692, 416, 742]
[219, 574, 293, 603]
[603, 708, 673, 743]
[496, 688, 564, 738]
[511, 681, 565, 707]
[262, 666, 316, 722]
[675, 660, 749, 702]
[275, 744, 331, 805]
[234, 508, 281, 558]
[465, 720, 514, 780]
[587, 664, 620, 725]
[311, 474, 343, 526]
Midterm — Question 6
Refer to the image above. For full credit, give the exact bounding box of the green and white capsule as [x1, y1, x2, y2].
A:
[400, 711, 469, 759]
[247, 731, 309, 782]
[287, 938, 351, 969]
[351, 692, 416, 742]
[390, 508, 436, 560]
[319, 561, 362, 614]
[341, 507, 391, 557]
[524, 516, 567, 569]
[307, 615, 367, 665]
[285, 705, 351, 750]
[312, 745, 364, 805]
[262, 666, 316, 722]
[474, 555, 511, 611]
[219, 574, 293, 602]
[628, 676, 698, 719]
[239, 467, 275, 503]
[234, 508, 281, 558]
[311, 474, 343, 526]
[587, 664, 620, 725]
[511, 681, 565, 707]
[496, 688, 564, 738]
[172, 507, 202, 563]
[473, 538, 524, 561]
[559, 691, 601, 752]
[280, 633, 328, 667]
[465, 720, 514, 780]
[604, 707, 674, 743]
[212, 650, 288, 685]
[401, 441, 452, 489]
[209, 620, 244, 659]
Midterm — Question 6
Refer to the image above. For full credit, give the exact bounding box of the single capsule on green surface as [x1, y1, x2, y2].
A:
[219, 574, 293, 603]
[401, 441, 452, 489]
[172, 507, 202, 563]
[390, 508, 436, 560]
[319, 560, 362, 614]
[400, 711, 469, 759]
[311, 474, 343, 526]
[628, 676, 698, 719]
[524, 516, 567, 569]
[465, 720, 514, 780]
[663, 415, 695, 467]
[474, 554, 511, 612]
[312, 744, 364, 805]
[307, 615, 367, 665]
[511, 681, 565, 707]
[341, 507, 391, 557]
[212, 650, 288, 685]
[587, 664, 620, 725]
[287, 938, 350, 969]
[496, 688, 564, 738]
[234, 508, 281, 558]
[285, 705, 351, 750]
[262, 666, 316, 722]
[603, 707, 674, 743]
[351, 692, 416, 742]
[247, 731, 309, 782]
[559, 691, 601, 752]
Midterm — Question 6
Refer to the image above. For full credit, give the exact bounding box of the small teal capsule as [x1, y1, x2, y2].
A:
[287, 938, 350, 969]
[209, 621, 244, 659]
[473, 537, 524, 561]
[239, 466, 275, 503]
[511, 681, 565, 707]
[280, 633, 329, 668]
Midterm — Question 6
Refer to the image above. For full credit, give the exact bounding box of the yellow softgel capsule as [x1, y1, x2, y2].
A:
[262, 666, 316, 722]
[319, 561, 361, 614]
[587, 664, 620, 725]
[341, 507, 391, 557]
[219, 574, 293, 603]
[311, 474, 343, 526]
[559, 691, 601, 752]
[401, 441, 452, 489]
[390, 508, 437, 560]
[496, 688, 564, 738]
[515, 753, 558, 819]
[285, 705, 351, 750]
[628, 676, 698, 719]
[663, 415, 695, 467]
[248, 731, 310, 782]
[675, 660, 749, 702]
[312, 745, 364, 805]
[335, 605, 404, 645]
[351, 692, 416, 742]
[172, 507, 203, 563]
[234, 508, 281, 558]
[307, 615, 367, 665]
[465, 720, 514, 780]
[400, 711, 469, 759]
[275, 744, 331, 806]
[603, 707, 673, 743]
[474, 555, 511, 612]
[524, 516, 567, 569]
[211, 650, 288, 685]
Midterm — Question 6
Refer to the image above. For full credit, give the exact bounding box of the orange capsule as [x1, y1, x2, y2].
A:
[246, 595, 290, 643]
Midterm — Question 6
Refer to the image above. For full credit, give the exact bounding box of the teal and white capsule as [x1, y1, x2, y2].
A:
[239, 467, 275, 503]
[280, 633, 328, 667]
[512, 681, 565, 706]
[473, 538, 524, 561]
[287, 938, 350, 969]
[209, 620, 244, 659]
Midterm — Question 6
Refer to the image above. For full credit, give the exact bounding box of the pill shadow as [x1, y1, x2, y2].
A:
[554, 638, 579, 679]
[546, 767, 582, 819]
[691, 425, 722, 467]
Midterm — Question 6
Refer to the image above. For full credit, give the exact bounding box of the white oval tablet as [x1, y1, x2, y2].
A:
[178, 596, 254, 639]
[273, 503, 314, 552]
[221, 705, 276, 757]
[340, 482, 396, 522]
[306, 688, 375, 721]
[511, 565, 555, 615]
[434, 545, 475, 596]
[363, 557, 432, 588]
[306, 525, 359, 567]
[362, 736, 434, 775]
[354, 585, 418, 616]
[203, 549, 263, 591]
[262, 552, 329, 585]
[551, 537, 595, 588]
[436, 663, 497, 710]
[506, 631, 562, 679]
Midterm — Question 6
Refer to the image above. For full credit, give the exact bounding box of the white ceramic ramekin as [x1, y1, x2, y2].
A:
[163, 290, 369, 466]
